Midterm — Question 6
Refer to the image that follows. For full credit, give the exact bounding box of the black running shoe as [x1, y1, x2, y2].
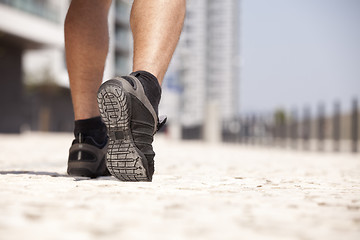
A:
[67, 133, 110, 178]
[97, 75, 165, 181]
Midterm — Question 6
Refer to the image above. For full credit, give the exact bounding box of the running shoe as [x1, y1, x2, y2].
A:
[97, 74, 165, 181]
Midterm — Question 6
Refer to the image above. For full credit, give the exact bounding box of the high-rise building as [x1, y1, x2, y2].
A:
[207, 0, 241, 120]
[160, 0, 241, 139]
[179, 0, 208, 127]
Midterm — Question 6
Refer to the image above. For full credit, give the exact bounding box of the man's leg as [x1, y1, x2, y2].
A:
[65, 0, 184, 119]
[65, 0, 112, 177]
[65, 0, 112, 120]
[97, 0, 185, 181]
[131, 0, 186, 84]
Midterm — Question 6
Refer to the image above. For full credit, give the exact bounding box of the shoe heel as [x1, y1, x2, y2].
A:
[97, 81, 150, 181]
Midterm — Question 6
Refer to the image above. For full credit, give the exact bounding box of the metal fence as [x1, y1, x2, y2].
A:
[223, 98, 359, 153]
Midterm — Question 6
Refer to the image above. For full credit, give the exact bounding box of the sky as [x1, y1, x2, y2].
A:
[240, 0, 360, 114]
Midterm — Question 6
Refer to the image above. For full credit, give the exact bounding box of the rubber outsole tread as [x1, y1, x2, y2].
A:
[97, 82, 150, 182]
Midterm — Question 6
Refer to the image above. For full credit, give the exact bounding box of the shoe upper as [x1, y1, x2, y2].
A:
[117, 75, 160, 177]
[67, 134, 110, 177]
[69, 134, 108, 162]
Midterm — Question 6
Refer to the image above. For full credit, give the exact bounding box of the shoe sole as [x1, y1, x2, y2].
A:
[67, 154, 109, 178]
[67, 161, 108, 178]
[97, 81, 151, 182]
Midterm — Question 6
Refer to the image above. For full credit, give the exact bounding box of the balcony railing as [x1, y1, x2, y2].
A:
[0, 0, 61, 23]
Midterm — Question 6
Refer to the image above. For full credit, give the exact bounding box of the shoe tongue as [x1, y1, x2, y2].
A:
[157, 115, 167, 132]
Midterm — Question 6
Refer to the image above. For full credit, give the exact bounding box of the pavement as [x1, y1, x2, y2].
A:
[0, 132, 359, 240]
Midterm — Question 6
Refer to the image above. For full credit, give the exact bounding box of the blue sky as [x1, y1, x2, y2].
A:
[241, 0, 360, 114]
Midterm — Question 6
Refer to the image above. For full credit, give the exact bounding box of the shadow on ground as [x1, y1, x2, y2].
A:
[0, 171, 68, 177]
[0, 171, 115, 182]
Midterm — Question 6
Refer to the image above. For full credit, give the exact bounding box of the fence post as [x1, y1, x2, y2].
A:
[302, 106, 311, 150]
[282, 113, 287, 148]
[239, 117, 244, 144]
[250, 114, 256, 145]
[333, 101, 341, 152]
[317, 103, 325, 151]
[244, 116, 250, 144]
[352, 98, 358, 153]
[291, 108, 298, 149]
[274, 110, 286, 147]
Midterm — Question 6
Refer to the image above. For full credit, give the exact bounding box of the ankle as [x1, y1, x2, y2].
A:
[130, 70, 162, 115]
[132, 65, 163, 84]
